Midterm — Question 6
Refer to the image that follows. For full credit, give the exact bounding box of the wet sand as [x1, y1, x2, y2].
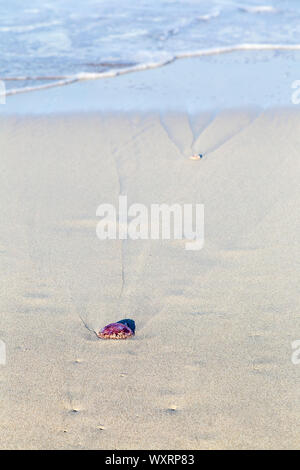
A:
[0, 109, 300, 449]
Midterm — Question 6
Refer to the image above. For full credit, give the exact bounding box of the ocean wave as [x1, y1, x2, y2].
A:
[238, 5, 278, 14]
[0, 20, 61, 34]
[100, 29, 148, 42]
[2, 43, 300, 98]
[150, 10, 221, 43]
[197, 10, 221, 22]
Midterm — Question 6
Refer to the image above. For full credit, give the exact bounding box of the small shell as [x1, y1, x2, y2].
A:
[189, 154, 202, 160]
[97, 318, 135, 340]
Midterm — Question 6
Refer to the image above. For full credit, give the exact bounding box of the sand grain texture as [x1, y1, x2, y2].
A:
[0, 110, 300, 449]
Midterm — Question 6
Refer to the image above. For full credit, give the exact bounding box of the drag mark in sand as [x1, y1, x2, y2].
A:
[159, 113, 189, 157]
[107, 117, 155, 300]
[188, 111, 218, 154]
[78, 312, 98, 337]
[201, 109, 263, 156]
[108, 126, 129, 299]
[110, 148, 125, 299]
[159, 111, 217, 159]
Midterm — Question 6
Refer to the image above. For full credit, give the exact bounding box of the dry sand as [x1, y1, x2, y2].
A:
[0, 108, 300, 449]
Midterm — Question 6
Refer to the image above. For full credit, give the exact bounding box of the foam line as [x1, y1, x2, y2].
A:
[0, 76, 72, 81]
[2, 43, 300, 98]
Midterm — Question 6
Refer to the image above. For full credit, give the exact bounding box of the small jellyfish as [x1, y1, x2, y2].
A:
[97, 318, 135, 340]
[189, 153, 203, 160]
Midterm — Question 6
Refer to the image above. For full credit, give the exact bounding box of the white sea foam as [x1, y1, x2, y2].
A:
[197, 10, 221, 22]
[1, 0, 300, 93]
[238, 5, 277, 14]
[2, 43, 300, 98]
[100, 29, 148, 42]
[0, 21, 61, 33]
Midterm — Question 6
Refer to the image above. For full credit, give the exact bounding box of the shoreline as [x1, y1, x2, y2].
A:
[1, 51, 300, 115]
[3, 43, 300, 98]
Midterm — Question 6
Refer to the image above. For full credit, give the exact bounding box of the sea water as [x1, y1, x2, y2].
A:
[1, 0, 300, 96]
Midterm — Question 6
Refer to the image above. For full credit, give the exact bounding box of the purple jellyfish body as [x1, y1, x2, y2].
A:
[97, 319, 135, 340]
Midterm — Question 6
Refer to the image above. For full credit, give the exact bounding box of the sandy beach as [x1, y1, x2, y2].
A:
[0, 108, 300, 449]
